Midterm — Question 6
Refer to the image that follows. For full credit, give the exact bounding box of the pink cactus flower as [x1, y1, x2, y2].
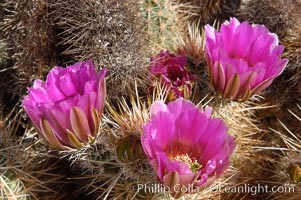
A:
[141, 98, 235, 198]
[149, 50, 197, 101]
[22, 60, 107, 149]
[205, 17, 288, 101]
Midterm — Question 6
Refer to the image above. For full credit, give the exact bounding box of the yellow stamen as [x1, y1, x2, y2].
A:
[173, 154, 202, 173]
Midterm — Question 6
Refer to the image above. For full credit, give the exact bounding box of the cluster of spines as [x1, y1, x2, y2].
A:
[0, 150, 28, 200]
[0, 133, 64, 199]
[69, 90, 162, 199]
[52, 0, 148, 103]
[0, 0, 57, 137]
[237, 0, 298, 39]
[252, 104, 301, 200]
[139, 0, 184, 52]
[0, 0, 57, 97]
[176, 0, 241, 28]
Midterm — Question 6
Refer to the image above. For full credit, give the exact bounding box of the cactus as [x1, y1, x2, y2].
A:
[0, 111, 77, 200]
[0, 40, 7, 65]
[52, 0, 148, 103]
[0, 39, 11, 117]
[238, 0, 299, 39]
[252, 0, 301, 144]
[58, 94, 157, 199]
[0, 0, 300, 199]
[176, 0, 241, 27]
[281, 30, 301, 86]
[264, 105, 301, 199]
[0, 0, 57, 136]
[18, 129, 84, 200]
[139, 0, 185, 53]
[75, 86, 271, 199]
[176, 23, 205, 66]
[211, 98, 272, 199]
[0, 0, 57, 97]
[0, 146, 29, 200]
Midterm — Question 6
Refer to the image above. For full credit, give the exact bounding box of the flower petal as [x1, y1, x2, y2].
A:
[97, 68, 107, 112]
[175, 109, 209, 145]
[40, 118, 65, 149]
[150, 100, 168, 117]
[223, 74, 240, 99]
[70, 106, 91, 142]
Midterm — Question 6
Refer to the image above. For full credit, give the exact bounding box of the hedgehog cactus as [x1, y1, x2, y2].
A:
[262, 105, 301, 200]
[0, 150, 28, 200]
[0, 0, 57, 139]
[0, 0, 57, 99]
[177, 0, 241, 27]
[281, 31, 301, 86]
[71, 94, 159, 199]
[139, 0, 182, 52]
[52, 0, 148, 102]
[0, 40, 7, 65]
[1, 119, 75, 200]
[177, 23, 205, 66]
[238, 0, 298, 39]
[1, 0, 301, 199]
[72, 85, 267, 199]
[0, 39, 9, 112]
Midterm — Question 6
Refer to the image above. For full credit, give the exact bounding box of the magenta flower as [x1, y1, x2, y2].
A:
[22, 60, 107, 149]
[205, 17, 288, 101]
[141, 98, 235, 198]
[149, 50, 197, 101]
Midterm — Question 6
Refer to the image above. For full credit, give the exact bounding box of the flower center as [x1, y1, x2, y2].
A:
[173, 154, 202, 173]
